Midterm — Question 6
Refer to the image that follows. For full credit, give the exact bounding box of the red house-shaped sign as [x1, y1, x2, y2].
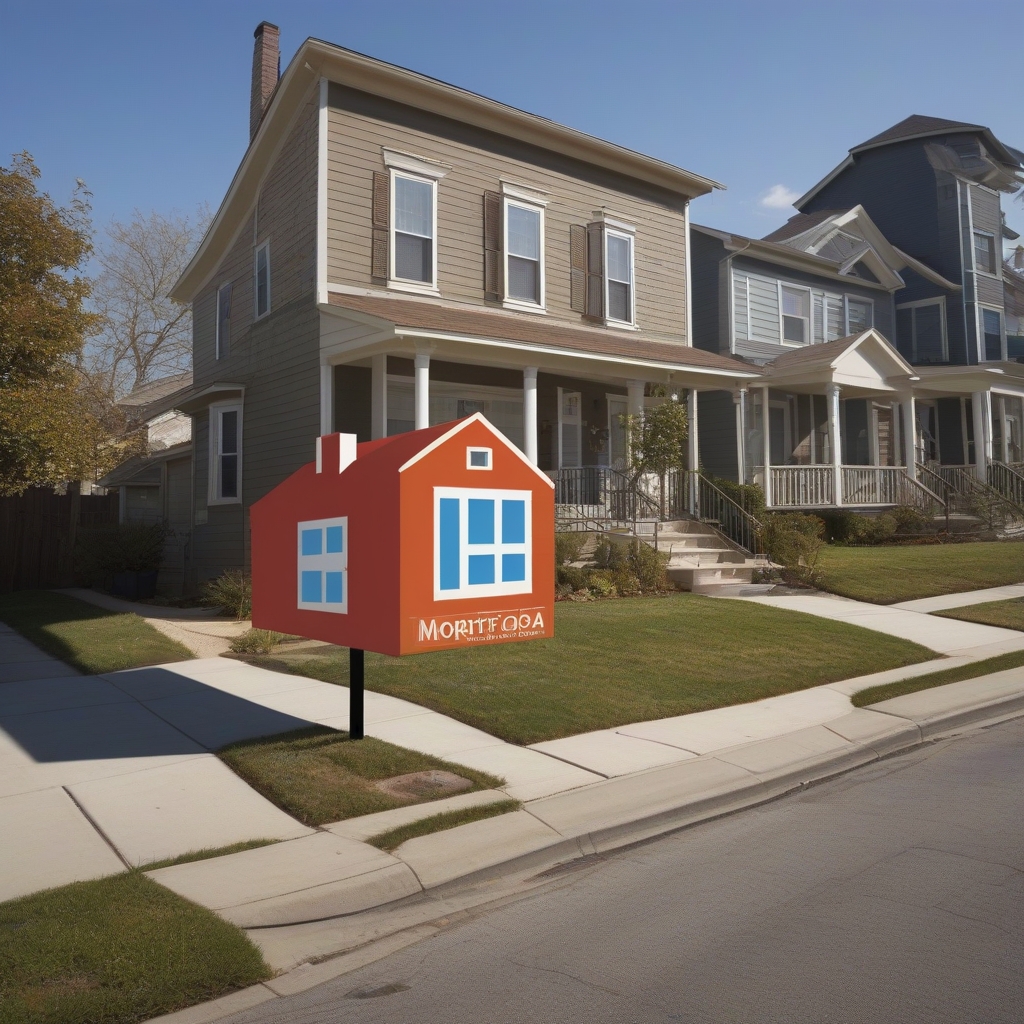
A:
[250, 414, 555, 657]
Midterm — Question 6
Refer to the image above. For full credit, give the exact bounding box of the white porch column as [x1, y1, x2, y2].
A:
[626, 380, 645, 464]
[827, 383, 843, 506]
[370, 353, 387, 440]
[892, 401, 901, 467]
[523, 367, 538, 465]
[734, 388, 747, 484]
[901, 395, 917, 476]
[319, 363, 333, 436]
[414, 352, 430, 430]
[761, 386, 772, 507]
[999, 394, 1009, 464]
[687, 388, 699, 513]
[972, 390, 990, 481]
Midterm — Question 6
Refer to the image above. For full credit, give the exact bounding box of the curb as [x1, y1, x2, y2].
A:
[147, 680, 1024, 1023]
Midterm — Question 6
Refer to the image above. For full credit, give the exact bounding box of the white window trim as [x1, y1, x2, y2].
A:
[297, 517, 349, 614]
[502, 196, 546, 313]
[500, 181, 550, 206]
[897, 297, 948, 363]
[604, 228, 636, 328]
[215, 282, 231, 360]
[844, 295, 875, 335]
[208, 402, 242, 505]
[466, 446, 493, 470]
[973, 229, 999, 278]
[388, 169, 439, 295]
[254, 241, 271, 320]
[381, 148, 449, 180]
[778, 282, 812, 347]
[978, 303, 1007, 363]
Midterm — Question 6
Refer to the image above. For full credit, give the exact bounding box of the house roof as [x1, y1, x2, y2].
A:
[172, 35, 723, 302]
[98, 440, 192, 488]
[762, 210, 844, 244]
[324, 292, 760, 379]
[118, 372, 193, 410]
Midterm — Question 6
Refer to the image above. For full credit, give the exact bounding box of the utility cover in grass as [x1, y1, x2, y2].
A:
[374, 769, 473, 800]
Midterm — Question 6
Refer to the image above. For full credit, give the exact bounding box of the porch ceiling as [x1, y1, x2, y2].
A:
[911, 363, 1024, 398]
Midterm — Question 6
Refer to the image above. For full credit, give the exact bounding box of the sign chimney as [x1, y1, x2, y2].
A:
[250, 22, 280, 143]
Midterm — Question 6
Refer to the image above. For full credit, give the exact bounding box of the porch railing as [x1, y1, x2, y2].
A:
[921, 461, 1021, 528]
[551, 467, 660, 527]
[988, 461, 1024, 509]
[692, 472, 763, 555]
[770, 467, 833, 508]
[841, 466, 943, 510]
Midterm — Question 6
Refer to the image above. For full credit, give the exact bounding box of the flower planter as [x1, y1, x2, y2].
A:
[111, 570, 158, 600]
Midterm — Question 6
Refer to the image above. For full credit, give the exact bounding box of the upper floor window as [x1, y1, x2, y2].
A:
[605, 230, 634, 325]
[216, 283, 232, 360]
[392, 172, 436, 286]
[846, 297, 873, 334]
[982, 308, 1003, 361]
[780, 285, 810, 344]
[254, 242, 270, 318]
[896, 299, 947, 363]
[974, 231, 997, 275]
[505, 200, 544, 307]
[209, 403, 242, 504]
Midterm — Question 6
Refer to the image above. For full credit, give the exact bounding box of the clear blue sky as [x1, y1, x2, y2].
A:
[3, 0, 1023, 254]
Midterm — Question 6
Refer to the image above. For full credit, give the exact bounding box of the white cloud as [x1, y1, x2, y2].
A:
[760, 184, 801, 210]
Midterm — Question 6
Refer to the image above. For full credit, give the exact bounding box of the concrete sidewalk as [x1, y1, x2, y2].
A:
[893, 583, 1024, 613]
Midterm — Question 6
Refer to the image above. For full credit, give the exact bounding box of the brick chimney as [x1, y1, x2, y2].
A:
[250, 22, 280, 142]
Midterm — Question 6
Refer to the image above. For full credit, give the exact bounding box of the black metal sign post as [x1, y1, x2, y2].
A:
[349, 648, 365, 739]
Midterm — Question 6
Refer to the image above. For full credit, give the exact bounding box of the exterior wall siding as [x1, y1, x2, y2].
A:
[689, 229, 726, 354]
[325, 85, 690, 343]
[697, 391, 738, 481]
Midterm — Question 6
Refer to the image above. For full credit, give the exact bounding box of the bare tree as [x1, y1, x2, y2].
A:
[84, 207, 209, 397]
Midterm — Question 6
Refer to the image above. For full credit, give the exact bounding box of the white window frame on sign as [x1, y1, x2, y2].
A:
[779, 284, 811, 346]
[389, 169, 438, 293]
[604, 223, 635, 327]
[216, 282, 231, 360]
[254, 241, 271, 320]
[503, 194, 546, 312]
[297, 516, 348, 614]
[433, 486, 532, 602]
[466, 446, 493, 470]
[208, 402, 242, 505]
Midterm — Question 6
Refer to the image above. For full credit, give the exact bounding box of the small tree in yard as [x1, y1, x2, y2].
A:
[0, 153, 103, 495]
[622, 398, 689, 519]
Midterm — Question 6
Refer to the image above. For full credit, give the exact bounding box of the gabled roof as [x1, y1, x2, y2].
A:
[796, 115, 1024, 211]
[118, 372, 193, 412]
[762, 210, 844, 244]
[172, 36, 723, 302]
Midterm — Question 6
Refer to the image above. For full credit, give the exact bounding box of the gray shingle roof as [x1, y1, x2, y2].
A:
[762, 210, 847, 244]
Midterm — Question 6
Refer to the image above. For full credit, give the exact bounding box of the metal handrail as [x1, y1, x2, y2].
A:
[692, 472, 763, 555]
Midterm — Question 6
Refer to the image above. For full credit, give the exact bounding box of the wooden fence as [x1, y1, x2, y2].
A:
[0, 487, 119, 593]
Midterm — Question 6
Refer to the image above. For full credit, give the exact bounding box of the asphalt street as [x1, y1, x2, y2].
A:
[229, 717, 1024, 1024]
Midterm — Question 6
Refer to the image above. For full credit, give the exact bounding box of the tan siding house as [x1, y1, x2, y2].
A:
[168, 23, 759, 585]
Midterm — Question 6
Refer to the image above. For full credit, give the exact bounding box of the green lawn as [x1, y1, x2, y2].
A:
[0, 872, 270, 1024]
[816, 541, 1024, 604]
[851, 648, 1024, 708]
[0, 591, 192, 673]
[935, 597, 1024, 631]
[219, 727, 504, 827]
[253, 594, 933, 745]
[367, 800, 521, 852]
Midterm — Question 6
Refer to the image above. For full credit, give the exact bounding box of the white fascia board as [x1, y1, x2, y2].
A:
[892, 247, 963, 292]
[397, 412, 554, 487]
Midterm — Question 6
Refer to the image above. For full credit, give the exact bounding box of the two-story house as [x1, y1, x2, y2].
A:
[164, 24, 759, 589]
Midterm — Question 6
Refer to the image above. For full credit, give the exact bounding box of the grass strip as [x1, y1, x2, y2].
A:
[251, 593, 932, 745]
[0, 872, 270, 1024]
[851, 649, 1024, 707]
[366, 799, 522, 852]
[140, 839, 280, 872]
[815, 541, 1024, 605]
[934, 597, 1024, 631]
[0, 590, 192, 673]
[218, 726, 504, 827]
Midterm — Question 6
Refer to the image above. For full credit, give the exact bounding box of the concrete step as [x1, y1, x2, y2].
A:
[668, 563, 762, 590]
[691, 582, 777, 597]
[667, 550, 749, 566]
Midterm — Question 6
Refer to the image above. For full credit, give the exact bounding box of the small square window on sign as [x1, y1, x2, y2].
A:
[297, 516, 348, 614]
[467, 447, 492, 470]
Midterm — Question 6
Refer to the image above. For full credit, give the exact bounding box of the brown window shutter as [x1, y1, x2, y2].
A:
[585, 221, 604, 320]
[371, 171, 389, 281]
[483, 190, 503, 300]
[569, 224, 587, 313]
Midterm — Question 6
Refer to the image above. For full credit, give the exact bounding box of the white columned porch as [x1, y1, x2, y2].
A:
[523, 367, 538, 465]
[414, 352, 430, 430]
[734, 388, 747, 484]
[370, 353, 387, 440]
[761, 386, 772, 506]
[900, 395, 916, 476]
[827, 383, 843, 506]
[319, 363, 333, 436]
[687, 388, 699, 513]
[972, 390, 990, 481]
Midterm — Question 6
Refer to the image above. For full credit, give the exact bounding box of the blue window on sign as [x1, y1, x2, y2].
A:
[435, 488, 531, 599]
[297, 517, 348, 613]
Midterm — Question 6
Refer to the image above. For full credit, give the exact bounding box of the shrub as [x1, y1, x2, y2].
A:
[586, 570, 618, 598]
[230, 628, 284, 655]
[201, 570, 252, 619]
[75, 521, 168, 586]
[708, 478, 767, 517]
[595, 537, 669, 595]
[555, 531, 587, 566]
[556, 564, 590, 591]
[759, 512, 824, 580]
[818, 505, 933, 545]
